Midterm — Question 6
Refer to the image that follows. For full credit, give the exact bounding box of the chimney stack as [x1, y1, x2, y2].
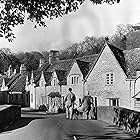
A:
[49, 50, 59, 64]
[20, 64, 26, 74]
[8, 65, 13, 77]
[13, 68, 17, 75]
[39, 58, 45, 67]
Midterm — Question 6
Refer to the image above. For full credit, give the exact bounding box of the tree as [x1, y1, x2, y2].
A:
[8, 53, 21, 69]
[110, 24, 134, 50]
[0, 0, 120, 41]
[23, 52, 39, 72]
[126, 30, 140, 50]
[81, 36, 105, 55]
[60, 42, 86, 60]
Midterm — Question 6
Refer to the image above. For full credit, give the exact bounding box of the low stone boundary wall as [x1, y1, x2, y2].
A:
[0, 105, 21, 131]
[96, 106, 140, 135]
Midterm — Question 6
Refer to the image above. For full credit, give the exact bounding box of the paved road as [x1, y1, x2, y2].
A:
[0, 112, 137, 140]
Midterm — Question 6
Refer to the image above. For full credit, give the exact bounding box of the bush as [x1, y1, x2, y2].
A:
[39, 104, 48, 111]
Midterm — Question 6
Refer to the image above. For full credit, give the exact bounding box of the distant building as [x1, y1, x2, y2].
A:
[0, 64, 30, 106]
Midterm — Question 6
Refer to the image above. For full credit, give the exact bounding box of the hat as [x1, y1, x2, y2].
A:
[68, 88, 72, 91]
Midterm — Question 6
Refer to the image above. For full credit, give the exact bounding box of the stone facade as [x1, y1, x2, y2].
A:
[28, 43, 140, 112]
[85, 44, 133, 109]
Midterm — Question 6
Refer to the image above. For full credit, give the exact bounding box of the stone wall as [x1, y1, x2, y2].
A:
[0, 105, 21, 131]
[96, 106, 140, 135]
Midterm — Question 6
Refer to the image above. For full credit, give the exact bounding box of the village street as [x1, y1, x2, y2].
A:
[0, 111, 137, 140]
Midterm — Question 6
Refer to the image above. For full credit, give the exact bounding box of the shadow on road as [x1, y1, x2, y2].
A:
[2, 117, 42, 132]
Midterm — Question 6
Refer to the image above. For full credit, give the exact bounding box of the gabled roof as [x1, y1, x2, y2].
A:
[44, 59, 75, 86]
[107, 43, 127, 74]
[46, 59, 74, 73]
[7, 73, 21, 87]
[76, 54, 98, 78]
[32, 55, 99, 85]
[9, 74, 26, 92]
[55, 70, 67, 85]
[0, 75, 10, 87]
[8, 71, 30, 93]
[44, 71, 53, 86]
[85, 42, 127, 80]
[76, 60, 91, 79]
[30, 62, 50, 85]
[76, 54, 98, 63]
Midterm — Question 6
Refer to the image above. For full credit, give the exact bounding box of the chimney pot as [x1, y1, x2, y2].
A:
[39, 58, 45, 67]
[20, 64, 26, 74]
[49, 50, 59, 64]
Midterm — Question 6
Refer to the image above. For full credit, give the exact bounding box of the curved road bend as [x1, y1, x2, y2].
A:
[0, 114, 136, 140]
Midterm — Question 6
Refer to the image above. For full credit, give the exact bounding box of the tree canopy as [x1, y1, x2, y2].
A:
[0, 0, 120, 41]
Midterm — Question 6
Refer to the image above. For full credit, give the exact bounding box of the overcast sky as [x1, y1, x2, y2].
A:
[0, 0, 140, 53]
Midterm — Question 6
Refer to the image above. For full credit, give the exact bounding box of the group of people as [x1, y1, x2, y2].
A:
[64, 88, 94, 120]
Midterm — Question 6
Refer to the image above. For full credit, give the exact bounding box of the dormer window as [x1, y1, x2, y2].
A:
[71, 75, 79, 85]
[106, 73, 114, 85]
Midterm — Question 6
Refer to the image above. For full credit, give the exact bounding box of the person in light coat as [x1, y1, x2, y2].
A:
[64, 88, 76, 119]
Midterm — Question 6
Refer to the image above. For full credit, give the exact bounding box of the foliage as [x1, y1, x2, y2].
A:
[23, 52, 39, 72]
[113, 107, 140, 135]
[110, 24, 140, 50]
[82, 36, 105, 54]
[0, 48, 20, 73]
[8, 53, 21, 68]
[0, 49, 11, 73]
[0, 0, 120, 41]
[59, 36, 105, 60]
[15, 51, 47, 72]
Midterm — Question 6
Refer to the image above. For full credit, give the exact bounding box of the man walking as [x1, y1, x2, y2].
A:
[78, 91, 93, 119]
[64, 88, 76, 119]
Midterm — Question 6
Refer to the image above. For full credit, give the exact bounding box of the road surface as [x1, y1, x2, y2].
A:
[0, 112, 137, 140]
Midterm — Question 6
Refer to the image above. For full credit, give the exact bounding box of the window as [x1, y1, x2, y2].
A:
[31, 94, 33, 103]
[71, 75, 79, 85]
[106, 73, 114, 85]
[71, 77, 74, 84]
[53, 79, 57, 86]
[109, 98, 119, 106]
[136, 98, 140, 102]
[135, 98, 140, 106]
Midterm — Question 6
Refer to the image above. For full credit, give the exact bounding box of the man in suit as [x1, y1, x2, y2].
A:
[64, 88, 76, 119]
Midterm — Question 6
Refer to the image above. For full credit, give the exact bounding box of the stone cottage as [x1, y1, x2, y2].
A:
[28, 41, 140, 112]
[28, 50, 97, 111]
[84, 42, 140, 111]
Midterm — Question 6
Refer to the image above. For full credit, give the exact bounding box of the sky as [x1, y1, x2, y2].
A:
[0, 0, 140, 53]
